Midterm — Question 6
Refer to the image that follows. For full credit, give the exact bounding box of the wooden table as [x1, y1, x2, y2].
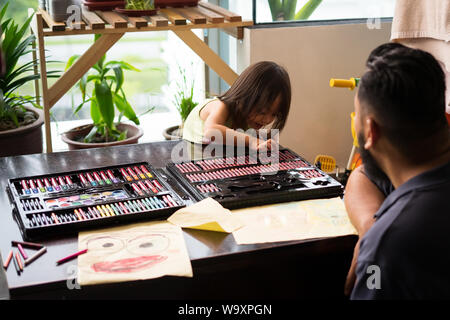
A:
[0, 141, 356, 299]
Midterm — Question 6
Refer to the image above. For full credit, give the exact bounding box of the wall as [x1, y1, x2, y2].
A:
[237, 22, 392, 167]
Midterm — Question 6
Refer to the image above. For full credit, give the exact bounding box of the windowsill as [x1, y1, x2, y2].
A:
[47, 110, 181, 153]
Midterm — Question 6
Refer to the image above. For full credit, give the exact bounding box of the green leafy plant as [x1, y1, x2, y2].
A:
[0, 2, 58, 131]
[66, 34, 151, 143]
[172, 64, 198, 124]
[125, 0, 155, 10]
[268, 0, 323, 21]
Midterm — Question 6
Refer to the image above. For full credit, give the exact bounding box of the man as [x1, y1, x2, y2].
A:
[346, 42, 450, 299]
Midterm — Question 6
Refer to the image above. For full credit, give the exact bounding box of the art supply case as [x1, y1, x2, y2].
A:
[167, 148, 344, 210]
[6, 162, 187, 240]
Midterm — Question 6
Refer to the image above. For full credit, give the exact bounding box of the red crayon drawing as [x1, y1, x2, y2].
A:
[91, 255, 167, 273]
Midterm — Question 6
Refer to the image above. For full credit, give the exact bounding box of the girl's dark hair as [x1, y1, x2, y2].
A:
[218, 61, 291, 131]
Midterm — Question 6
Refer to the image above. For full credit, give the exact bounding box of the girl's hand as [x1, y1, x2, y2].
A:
[250, 138, 278, 151]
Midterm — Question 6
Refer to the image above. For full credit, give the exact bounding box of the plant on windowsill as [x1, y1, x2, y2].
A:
[163, 64, 198, 140]
[61, 34, 153, 150]
[268, 0, 323, 21]
[0, 2, 60, 157]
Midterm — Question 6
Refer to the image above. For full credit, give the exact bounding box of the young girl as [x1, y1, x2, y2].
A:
[182, 61, 292, 150]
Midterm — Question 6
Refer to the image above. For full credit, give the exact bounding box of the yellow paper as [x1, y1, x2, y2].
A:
[167, 197, 243, 233]
[232, 197, 357, 245]
[77, 221, 193, 286]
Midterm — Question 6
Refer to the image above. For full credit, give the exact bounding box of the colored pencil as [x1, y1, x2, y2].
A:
[56, 249, 87, 265]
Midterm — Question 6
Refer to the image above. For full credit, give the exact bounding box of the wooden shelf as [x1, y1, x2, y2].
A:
[39, 3, 252, 38]
[30, 2, 253, 153]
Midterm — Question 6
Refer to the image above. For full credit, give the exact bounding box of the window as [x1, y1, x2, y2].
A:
[253, 0, 396, 24]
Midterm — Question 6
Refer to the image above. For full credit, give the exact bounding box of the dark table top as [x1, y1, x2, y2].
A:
[0, 140, 356, 299]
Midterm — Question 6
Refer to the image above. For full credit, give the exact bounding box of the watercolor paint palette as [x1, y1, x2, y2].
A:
[167, 148, 344, 210]
[6, 162, 187, 240]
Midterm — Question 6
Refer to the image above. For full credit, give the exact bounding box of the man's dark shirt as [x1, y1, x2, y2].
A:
[351, 160, 450, 299]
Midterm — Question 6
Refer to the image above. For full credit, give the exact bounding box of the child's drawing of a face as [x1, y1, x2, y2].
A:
[84, 232, 172, 274]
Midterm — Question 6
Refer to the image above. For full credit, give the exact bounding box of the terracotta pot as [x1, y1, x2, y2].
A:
[61, 123, 143, 150]
[83, 0, 125, 11]
[162, 125, 182, 140]
[155, 0, 198, 8]
[0, 107, 44, 157]
[115, 8, 157, 17]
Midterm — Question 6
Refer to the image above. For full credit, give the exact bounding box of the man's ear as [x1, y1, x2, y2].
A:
[363, 117, 380, 150]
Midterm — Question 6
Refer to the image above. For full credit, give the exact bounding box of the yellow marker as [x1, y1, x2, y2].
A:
[329, 77, 360, 90]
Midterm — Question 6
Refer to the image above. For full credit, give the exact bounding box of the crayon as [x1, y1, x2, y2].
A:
[140, 165, 153, 178]
[56, 249, 87, 265]
[99, 171, 112, 185]
[138, 181, 149, 194]
[51, 213, 60, 224]
[17, 244, 28, 260]
[93, 172, 104, 186]
[96, 206, 106, 217]
[65, 175, 73, 185]
[131, 183, 144, 196]
[13, 252, 21, 274]
[15, 252, 23, 271]
[108, 204, 119, 215]
[24, 247, 47, 266]
[21, 180, 31, 195]
[36, 179, 46, 193]
[143, 198, 154, 210]
[42, 178, 53, 192]
[120, 168, 133, 182]
[28, 179, 38, 194]
[74, 209, 83, 221]
[3, 250, 13, 270]
[153, 180, 164, 191]
[58, 176, 66, 186]
[79, 208, 88, 220]
[167, 195, 178, 206]
[144, 180, 158, 194]
[118, 202, 129, 214]
[133, 166, 146, 180]
[106, 170, 120, 184]
[85, 172, 97, 187]
[50, 177, 61, 191]
[127, 167, 139, 181]
[78, 174, 88, 186]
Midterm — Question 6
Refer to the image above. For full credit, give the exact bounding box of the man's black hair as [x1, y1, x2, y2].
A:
[358, 42, 448, 160]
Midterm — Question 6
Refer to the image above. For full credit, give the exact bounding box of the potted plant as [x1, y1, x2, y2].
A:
[0, 3, 59, 157]
[268, 0, 322, 21]
[163, 65, 198, 140]
[61, 34, 149, 150]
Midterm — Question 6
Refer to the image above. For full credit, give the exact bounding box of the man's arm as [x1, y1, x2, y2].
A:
[343, 165, 386, 296]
